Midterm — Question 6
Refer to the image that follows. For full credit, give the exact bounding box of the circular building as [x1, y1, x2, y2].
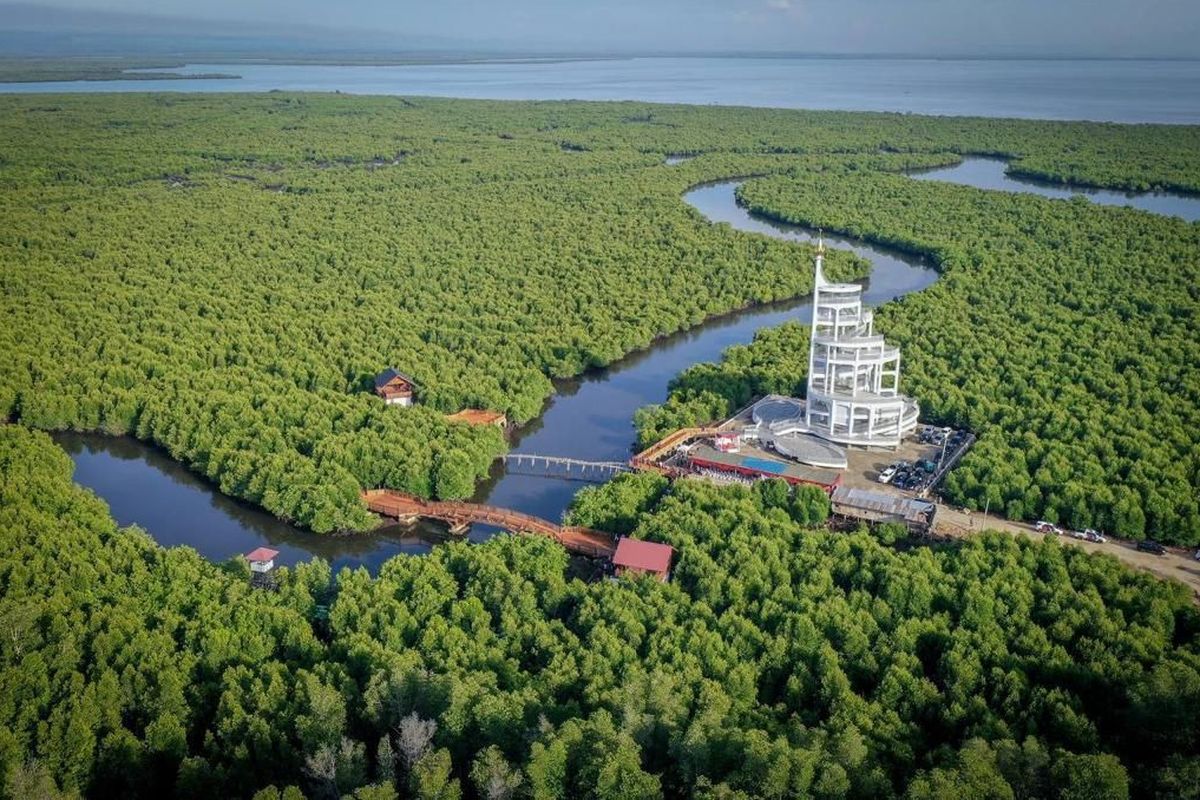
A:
[752, 397, 804, 427]
[772, 431, 849, 469]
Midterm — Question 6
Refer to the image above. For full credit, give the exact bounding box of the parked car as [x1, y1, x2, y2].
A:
[877, 465, 897, 484]
[1082, 528, 1107, 543]
[1035, 520, 1063, 535]
[1137, 540, 1167, 555]
[1068, 529, 1089, 540]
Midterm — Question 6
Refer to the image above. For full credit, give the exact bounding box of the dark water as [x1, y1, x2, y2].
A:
[54, 432, 451, 570]
[58, 179, 937, 571]
[911, 157, 1200, 222]
[471, 180, 936, 525]
[4, 58, 1200, 123]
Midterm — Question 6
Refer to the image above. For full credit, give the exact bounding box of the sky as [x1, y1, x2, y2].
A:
[11, 0, 1200, 58]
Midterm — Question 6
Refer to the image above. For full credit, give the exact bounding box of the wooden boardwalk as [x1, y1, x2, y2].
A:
[630, 426, 725, 470]
[361, 489, 617, 558]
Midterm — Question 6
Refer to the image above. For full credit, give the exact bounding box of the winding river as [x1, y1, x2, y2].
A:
[911, 156, 1200, 222]
[56, 178, 937, 572]
[51, 154, 1200, 571]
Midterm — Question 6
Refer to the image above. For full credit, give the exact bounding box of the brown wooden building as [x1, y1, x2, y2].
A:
[374, 368, 417, 407]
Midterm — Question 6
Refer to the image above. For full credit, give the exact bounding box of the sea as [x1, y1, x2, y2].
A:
[2, 57, 1199, 123]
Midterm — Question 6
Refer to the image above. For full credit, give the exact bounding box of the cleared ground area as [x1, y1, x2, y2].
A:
[841, 439, 945, 492]
[716, 397, 1199, 600]
[722, 398, 968, 501]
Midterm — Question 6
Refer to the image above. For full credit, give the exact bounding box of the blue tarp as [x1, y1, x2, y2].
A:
[741, 456, 787, 475]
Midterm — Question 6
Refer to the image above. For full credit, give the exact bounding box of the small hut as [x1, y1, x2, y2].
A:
[374, 368, 418, 407]
[612, 538, 674, 582]
[246, 547, 280, 588]
[246, 547, 279, 574]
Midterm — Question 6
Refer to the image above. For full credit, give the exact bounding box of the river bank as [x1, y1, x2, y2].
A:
[55, 176, 937, 571]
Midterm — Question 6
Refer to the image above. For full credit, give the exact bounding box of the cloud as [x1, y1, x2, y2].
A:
[766, 0, 793, 9]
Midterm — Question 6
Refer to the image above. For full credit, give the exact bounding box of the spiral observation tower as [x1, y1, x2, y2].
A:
[803, 240, 919, 448]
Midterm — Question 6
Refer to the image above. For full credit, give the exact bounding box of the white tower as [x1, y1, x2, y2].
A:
[805, 239, 918, 447]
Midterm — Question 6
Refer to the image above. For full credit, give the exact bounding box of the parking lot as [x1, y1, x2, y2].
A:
[841, 424, 972, 498]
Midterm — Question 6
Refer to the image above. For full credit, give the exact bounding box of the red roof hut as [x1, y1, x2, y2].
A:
[246, 547, 280, 574]
[612, 537, 674, 582]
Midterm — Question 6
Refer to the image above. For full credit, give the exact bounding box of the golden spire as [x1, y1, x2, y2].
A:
[813, 230, 827, 286]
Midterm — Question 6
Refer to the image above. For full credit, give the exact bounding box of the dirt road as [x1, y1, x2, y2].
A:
[934, 505, 1200, 601]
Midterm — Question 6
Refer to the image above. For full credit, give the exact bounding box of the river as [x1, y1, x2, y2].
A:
[911, 157, 1200, 222]
[4, 58, 1200, 123]
[56, 178, 937, 572]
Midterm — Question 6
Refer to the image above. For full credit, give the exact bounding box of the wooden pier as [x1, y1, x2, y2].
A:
[361, 489, 617, 558]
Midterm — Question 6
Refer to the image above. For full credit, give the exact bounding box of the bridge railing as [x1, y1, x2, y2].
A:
[500, 453, 632, 482]
[363, 490, 615, 553]
[632, 426, 725, 467]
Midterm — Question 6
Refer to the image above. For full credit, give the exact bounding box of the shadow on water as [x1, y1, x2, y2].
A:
[908, 156, 1200, 222]
[53, 431, 448, 572]
[56, 178, 938, 572]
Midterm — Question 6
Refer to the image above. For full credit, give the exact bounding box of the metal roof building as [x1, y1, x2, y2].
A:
[831, 486, 936, 533]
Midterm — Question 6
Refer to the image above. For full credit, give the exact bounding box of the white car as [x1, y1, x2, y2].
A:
[877, 466, 897, 484]
[1068, 529, 1089, 540]
[1083, 529, 1107, 543]
[1035, 521, 1063, 535]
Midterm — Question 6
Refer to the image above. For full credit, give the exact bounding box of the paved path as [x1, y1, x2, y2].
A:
[934, 505, 1200, 601]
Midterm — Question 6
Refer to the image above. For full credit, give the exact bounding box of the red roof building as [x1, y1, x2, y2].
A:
[612, 537, 674, 582]
[246, 547, 280, 573]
